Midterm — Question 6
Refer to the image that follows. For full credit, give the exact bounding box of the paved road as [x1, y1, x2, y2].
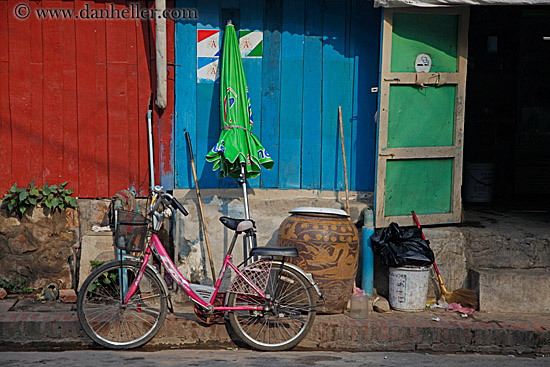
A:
[0, 350, 547, 366]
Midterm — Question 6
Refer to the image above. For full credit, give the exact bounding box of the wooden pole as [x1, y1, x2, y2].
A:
[185, 132, 216, 283]
[338, 106, 350, 216]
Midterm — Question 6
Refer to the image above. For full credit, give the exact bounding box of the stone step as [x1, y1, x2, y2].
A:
[470, 268, 550, 313]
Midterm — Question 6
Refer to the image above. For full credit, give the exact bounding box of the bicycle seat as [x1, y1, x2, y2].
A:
[249, 246, 299, 258]
[219, 217, 256, 232]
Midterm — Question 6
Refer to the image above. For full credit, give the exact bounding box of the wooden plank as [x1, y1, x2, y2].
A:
[95, 5, 110, 197]
[127, 15, 140, 193]
[0, 0, 11, 193]
[106, 1, 129, 196]
[42, 1, 64, 186]
[321, 0, 350, 190]
[62, 1, 79, 193]
[450, 6, 470, 222]
[350, 0, 379, 191]
[301, 0, 322, 190]
[159, 3, 176, 191]
[195, 0, 219, 188]
[76, 5, 98, 198]
[278, 0, 304, 189]
[260, 0, 282, 188]
[136, 0, 153, 196]
[240, 0, 264, 189]
[174, 0, 197, 190]
[8, 0, 31, 186]
[29, 0, 44, 189]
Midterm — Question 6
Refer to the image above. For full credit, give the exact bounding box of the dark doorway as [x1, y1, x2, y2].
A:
[465, 6, 550, 210]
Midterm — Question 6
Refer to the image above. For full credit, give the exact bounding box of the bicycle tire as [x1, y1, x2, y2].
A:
[77, 260, 167, 349]
[226, 262, 317, 351]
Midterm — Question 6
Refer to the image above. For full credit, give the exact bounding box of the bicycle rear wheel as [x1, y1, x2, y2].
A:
[226, 262, 317, 351]
[77, 260, 167, 349]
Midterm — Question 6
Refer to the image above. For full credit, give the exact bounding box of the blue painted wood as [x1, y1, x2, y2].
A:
[174, 0, 380, 192]
[301, 0, 322, 190]
[175, 0, 198, 189]
[260, 0, 283, 188]
[196, 0, 220, 188]
[278, 0, 304, 189]
[351, 0, 380, 191]
[322, 0, 350, 190]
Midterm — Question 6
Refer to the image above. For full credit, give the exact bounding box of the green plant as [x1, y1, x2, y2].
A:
[42, 181, 77, 213]
[2, 181, 42, 216]
[0, 278, 35, 294]
[90, 260, 105, 271]
[2, 180, 77, 217]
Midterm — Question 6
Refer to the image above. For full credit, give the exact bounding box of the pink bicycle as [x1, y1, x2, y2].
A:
[77, 186, 323, 351]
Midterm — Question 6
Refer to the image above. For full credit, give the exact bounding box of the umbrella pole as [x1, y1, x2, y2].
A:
[239, 164, 254, 262]
[240, 164, 251, 220]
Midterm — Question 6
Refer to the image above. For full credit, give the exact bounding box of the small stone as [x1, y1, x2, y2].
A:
[0, 287, 7, 299]
[59, 289, 77, 303]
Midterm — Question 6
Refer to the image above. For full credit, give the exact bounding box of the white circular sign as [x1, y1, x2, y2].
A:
[415, 54, 432, 73]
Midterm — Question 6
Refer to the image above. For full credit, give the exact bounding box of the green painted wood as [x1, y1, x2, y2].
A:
[391, 13, 458, 73]
[388, 85, 455, 148]
[385, 159, 453, 216]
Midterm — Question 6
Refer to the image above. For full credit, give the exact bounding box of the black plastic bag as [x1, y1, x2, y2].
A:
[370, 222, 434, 267]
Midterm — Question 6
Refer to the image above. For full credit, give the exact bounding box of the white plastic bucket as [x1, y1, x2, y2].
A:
[463, 162, 495, 202]
[389, 266, 429, 312]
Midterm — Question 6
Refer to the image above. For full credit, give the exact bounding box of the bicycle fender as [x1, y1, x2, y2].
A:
[272, 261, 323, 299]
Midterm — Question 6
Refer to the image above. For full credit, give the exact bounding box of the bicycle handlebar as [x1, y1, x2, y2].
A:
[148, 186, 189, 216]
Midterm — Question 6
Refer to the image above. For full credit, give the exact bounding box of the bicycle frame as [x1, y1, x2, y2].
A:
[123, 233, 266, 312]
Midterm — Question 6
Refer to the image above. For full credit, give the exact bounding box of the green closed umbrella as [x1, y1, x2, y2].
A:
[206, 22, 273, 219]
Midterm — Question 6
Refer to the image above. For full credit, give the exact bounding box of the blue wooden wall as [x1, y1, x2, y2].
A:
[174, 0, 380, 191]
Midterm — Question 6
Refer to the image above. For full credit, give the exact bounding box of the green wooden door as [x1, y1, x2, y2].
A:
[375, 7, 470, 228]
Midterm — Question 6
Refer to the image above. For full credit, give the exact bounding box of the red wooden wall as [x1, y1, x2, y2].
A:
[0, 0, 175, 198]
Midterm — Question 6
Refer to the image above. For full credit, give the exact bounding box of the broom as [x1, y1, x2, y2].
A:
[411, 211, 478, 309]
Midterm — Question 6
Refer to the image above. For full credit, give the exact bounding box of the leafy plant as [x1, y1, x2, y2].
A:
[2, 180, 77, 217]
[2, 181, 42, 216]
[0, 278, 35, 294]
[90, 260, 105, 271]
[42, 182, 77, 213]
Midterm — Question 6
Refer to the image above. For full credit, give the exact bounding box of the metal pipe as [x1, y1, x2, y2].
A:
[147, 109, 155, 191]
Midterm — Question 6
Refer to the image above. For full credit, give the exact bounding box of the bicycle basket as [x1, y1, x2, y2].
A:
[114, 210, 149, 252]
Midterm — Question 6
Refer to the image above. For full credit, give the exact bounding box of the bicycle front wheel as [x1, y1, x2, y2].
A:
[77, 260, 167, 349]
[226, 263, 317, 351]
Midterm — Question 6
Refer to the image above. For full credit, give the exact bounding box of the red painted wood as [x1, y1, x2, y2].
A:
[106, 1, 130, 195]
[95, 2, 110, 198]
[159, 4, 176, 190]
[8, 0, 32, 186]
[0, 1, 11, 192]
[136, 1, 153, 196]
[75, 5, 98, 198]
[0, 0, 175, 198]
[30, 0, 44, 188]
[42, 0, 64, 186]
[62, 1, 79, 194]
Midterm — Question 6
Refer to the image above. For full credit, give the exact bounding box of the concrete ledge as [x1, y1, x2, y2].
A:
[1, 305, 549, 354]
[471, 268, 550, 313]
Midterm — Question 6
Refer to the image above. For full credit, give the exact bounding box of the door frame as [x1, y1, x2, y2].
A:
[375, 6, 470, 228]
